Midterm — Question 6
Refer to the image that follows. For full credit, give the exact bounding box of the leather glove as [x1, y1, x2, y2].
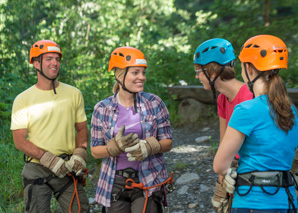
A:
[224, 168, 237, 194]
[40, 152, 71, 178]
[211, 181, 229, 213]
[125, 136, 161, 161]
[106, 125, 139, 157]
[68, 148, 88, 176]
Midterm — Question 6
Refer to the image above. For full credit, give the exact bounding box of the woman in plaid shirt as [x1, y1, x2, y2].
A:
[90, 46, 173, 213]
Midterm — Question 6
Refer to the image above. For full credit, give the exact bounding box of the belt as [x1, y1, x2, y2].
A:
[116, 168, 138, 178]
[236, 170, 294, 196]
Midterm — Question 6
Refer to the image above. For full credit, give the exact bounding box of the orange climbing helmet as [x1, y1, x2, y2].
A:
[29, 40, 62, 64]
[239, 35, 288, 71]
[108, 46, 148, 71]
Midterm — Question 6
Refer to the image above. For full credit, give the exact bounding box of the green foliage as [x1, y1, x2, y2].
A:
[1, 0, 298, 209]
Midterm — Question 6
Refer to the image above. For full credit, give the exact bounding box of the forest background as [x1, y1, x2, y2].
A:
[1, 0, 298, 211]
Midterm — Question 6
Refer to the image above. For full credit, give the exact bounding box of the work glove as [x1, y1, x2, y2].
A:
[224, 168, 237, 194]
[68, 148, 88, 176]
[40, 151, 71, 178]
[125, 136, 161, 161]
[211, 168, 237, 213]
[211, 181, 229, 213]
[106, 125, 139, 157]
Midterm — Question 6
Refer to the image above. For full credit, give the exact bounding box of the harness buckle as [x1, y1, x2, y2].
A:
[34, 178, 47, 185]
[111, 194, 118, 202]
[116, 168, 139, 179]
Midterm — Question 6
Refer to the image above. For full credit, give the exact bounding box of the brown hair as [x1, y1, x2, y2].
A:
[195, 62, 235, 81]
[112, 68, 126, 93]
[32, 56, 41, 63]
[260, 69, 295, 133]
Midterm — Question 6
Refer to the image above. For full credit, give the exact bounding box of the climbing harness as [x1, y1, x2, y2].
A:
[236, 170, 297, 212]
[125, 172, 174, 213]
[23, 153, 89, 212]
[116, 167, 139, 178]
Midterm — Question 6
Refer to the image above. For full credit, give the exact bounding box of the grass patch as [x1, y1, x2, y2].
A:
[174, 162, 187, 170]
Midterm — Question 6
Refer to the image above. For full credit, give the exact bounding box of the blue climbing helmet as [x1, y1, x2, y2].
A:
[193, 38, 236, 66]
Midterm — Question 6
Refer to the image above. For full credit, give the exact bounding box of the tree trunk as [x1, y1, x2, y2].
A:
[264, 0, 270, 26]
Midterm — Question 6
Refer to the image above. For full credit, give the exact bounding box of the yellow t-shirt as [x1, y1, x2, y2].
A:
[10, 82, 87, 163]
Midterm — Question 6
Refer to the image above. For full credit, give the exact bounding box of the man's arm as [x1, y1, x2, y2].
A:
[75, 121, 88, 149]
[12, 128, 45, 159]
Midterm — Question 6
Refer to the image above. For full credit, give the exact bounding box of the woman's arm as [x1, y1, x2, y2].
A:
[160, 139, 172, 153]
[213, 126, 245, 177]
[219, 116, 227, 143]
[91, 145, 109, 159]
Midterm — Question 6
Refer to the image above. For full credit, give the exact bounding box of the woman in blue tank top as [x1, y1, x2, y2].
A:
[213, 35, 298, 212]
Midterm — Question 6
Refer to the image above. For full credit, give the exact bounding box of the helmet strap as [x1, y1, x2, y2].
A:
[200, 65, 225, 110]
[37, 54, 59, 94]
[244, 63, 263, 98]
[115, 67, 138, 113]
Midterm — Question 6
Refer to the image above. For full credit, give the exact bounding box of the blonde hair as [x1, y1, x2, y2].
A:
[112, 68, 126, 93]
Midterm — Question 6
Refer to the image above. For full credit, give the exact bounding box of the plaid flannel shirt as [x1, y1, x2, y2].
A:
[91, 91, 172, 207]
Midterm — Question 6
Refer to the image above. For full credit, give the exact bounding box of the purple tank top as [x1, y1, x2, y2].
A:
[114, 103, 143, 171]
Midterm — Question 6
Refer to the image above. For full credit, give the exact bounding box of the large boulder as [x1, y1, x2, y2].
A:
[178, 98, 209, 123]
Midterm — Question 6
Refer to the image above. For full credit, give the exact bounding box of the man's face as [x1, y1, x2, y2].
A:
[34, 52, 61, 79]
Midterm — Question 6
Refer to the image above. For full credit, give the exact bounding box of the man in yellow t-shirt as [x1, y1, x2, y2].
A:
[10, 40, 90, 212]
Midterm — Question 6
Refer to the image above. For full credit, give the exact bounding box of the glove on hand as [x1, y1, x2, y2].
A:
[107, 125, 139, 157]
[211, 181, 229, 213]
[40, 152, 71, 178]
[125, 136, 161, 161]
[223, 168, 237, 194]
[68, 148, 88, 176]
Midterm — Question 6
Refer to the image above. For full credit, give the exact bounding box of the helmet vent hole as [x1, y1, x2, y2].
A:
[253, 44, 260, 48]
[260, 50, 267, 57]
[40, 45, 44, 49]
[245, 44, 252, 48]
[211, 46, 217, 49]
[113, 53, 117, 55]
[196, 52, 200, 58]
[126, 55, 131, 61]
[220, 47, 225, 54]
[202, 47, 209, 53]
[35, 45, 38, 47]
[119, 53, 124, 57]
[280, 57, 284, 60]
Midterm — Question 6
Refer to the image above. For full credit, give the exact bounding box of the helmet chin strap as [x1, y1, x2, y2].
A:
[200, 65, 225, 110]
[115, 67, 138, 113]
[37, 55, 59, 94]
[243, 63, 263, 98]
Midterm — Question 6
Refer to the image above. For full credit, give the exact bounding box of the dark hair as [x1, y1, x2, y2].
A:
[195, 62, 235, 81]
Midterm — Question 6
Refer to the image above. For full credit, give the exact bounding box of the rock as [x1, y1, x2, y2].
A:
[195, 136, 210, 143]
[199, 184, 209, 192]
[177, 185, 189, 194]
[188, 203, 198, 209]
[176, 173, 199, 185]
[89, 197, 96, 205]
[178, 98, 209, 123]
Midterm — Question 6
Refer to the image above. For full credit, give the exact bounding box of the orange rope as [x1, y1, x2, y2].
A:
[125, 171, 174, 213]
[67, 169, 89, 213]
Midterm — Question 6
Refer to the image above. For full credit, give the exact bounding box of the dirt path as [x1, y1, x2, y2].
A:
[164, 117, 219, 213]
